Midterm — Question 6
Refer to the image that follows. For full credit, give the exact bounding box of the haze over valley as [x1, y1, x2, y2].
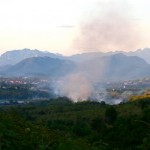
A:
[0, 48, 150, 103]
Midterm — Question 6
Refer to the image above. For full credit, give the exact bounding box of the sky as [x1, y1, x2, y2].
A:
[0, 0, 150, 55]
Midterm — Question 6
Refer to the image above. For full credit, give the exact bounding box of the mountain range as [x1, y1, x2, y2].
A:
[76, 53, 150, 81]
[69, 48, 150, 63]
[1, 56, 75, 77]
[0, 48, 64, 66]
[0, 48, 150, 81]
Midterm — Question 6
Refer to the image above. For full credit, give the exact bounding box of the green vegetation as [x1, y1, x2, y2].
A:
[0, 97, 150, 150]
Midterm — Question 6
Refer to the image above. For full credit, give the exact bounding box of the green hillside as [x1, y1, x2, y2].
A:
[0, 98, 150, 150]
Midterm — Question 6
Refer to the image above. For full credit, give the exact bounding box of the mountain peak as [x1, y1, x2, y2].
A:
[0, 49, 64, 66]
[1, 56, 75, 77]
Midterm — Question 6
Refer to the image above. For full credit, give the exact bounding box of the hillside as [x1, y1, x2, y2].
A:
[125, 48, 150, 64]
[77, 53, 150, 81]
[0, 98, 149, 149]
[1, 57, 75, 77]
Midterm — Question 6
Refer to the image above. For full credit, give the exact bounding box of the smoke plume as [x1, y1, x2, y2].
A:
[73, 0, 141, 52]
[57, 73, 93, 102]
[55, 1, 142, 103]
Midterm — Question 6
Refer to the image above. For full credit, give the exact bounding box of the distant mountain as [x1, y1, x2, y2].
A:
[1, 48, 150, 67]
[125, 48, 150, 64]
[68, 51, 119, 62]
[0, 48, 64, 66]
[77, 54, 150, 81]
[0, 65, 12, 72]
[1, 48, 150, 81]
[68, 48, 150, 64]
[68, 52, 105, 62]
[104, 54, 150, 80]
[66, 51, 126, 62]
[1, 57, 75, 77]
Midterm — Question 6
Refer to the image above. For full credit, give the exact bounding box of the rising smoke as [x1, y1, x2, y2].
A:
[73, 0, 141, 52]
[57, 73, 93, 102]
[56, 0, 142, 102]
[55, 58, 109, 102]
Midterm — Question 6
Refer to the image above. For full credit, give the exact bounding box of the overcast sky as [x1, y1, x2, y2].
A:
[0, 0, 150, 55]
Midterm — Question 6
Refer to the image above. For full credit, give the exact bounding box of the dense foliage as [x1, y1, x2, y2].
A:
[0, 97, 150, 150]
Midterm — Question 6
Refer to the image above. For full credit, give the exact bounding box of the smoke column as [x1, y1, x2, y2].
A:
[56, 0, 142, 102]
[57, 73, 93, 102]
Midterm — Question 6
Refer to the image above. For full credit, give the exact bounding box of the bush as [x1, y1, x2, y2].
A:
[105, 106, 117, 124]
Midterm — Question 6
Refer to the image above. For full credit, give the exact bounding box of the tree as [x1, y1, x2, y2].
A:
[105, 106, 117, 124]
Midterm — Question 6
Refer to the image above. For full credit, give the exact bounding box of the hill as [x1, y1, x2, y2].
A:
[0, 48, 64, 66]
[125, 48, 150, 64]
[77, 53, 150, 81]
[1, 56, 75, 77]
[69, 48, 150, 64]
[0, 98, 149, 149]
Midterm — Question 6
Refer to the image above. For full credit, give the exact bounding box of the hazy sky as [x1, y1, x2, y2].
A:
[0, 0, 150, 55]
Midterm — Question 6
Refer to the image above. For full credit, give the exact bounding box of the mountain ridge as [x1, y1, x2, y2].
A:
[76, 53, 150, 81]
[0, 48, 64, 66]
[1, 56, 75, 77]
[0, 48, 150, 81]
